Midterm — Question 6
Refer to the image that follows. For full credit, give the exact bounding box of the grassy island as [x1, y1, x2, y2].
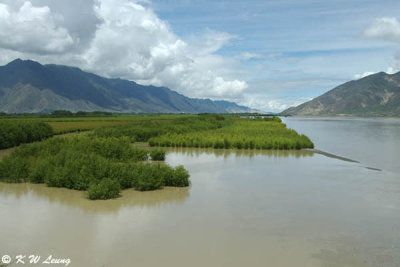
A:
[91, 115, 314, 150]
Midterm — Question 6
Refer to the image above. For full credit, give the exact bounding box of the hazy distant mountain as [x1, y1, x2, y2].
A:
[0, 59, 255, 114]
[282, 72, 400, 116]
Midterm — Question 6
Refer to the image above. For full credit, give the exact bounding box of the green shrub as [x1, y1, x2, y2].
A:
[150, 149, 166, 161]
[0, 121, 53, 149]
[0, 155, 30, 183]
[168, 165, 190, 187]
[88, 179, 121, 200]
[0, 135, 191, 199]
[29, 158, 50, 183]
[109, 163, 139, 189]
[135, 164, 164, 191]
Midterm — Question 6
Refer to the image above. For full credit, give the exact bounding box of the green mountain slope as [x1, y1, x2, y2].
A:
[282, 72, 400, 116]
[0, 59, 254, 114]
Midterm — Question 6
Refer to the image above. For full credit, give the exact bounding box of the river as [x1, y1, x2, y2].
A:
[0, 117, 399, 266]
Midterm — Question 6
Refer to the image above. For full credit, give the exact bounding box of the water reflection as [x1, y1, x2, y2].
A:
[164, 146, 314, 159]
[134, 142, 315, 159]
[0, 183, 190, 214]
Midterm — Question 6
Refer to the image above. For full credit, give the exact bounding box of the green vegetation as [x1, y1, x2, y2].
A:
[51, 110, 74, 117]
[88, 179, 121, 200]
[0, 114, 194, 134]
[0, 114, 313, 200]
[91, 115, 314, 150]
[47, 120, 137, 134]
[51, 110, 113, 117]
[0, 135, 190, 199]
[150, 149, 166, 161]
[149, 118, 314, 150]
[91, 114, 225, 141]
[0, 120, 53, 149]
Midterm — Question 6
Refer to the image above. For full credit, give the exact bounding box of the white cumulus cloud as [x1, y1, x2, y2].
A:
[86, 0, 249, 99]
[0, 1, 74, 54]
[363, 17, 400, 43]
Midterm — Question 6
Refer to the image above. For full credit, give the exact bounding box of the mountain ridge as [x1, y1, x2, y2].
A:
[282, 71, 400, 116]
[0, 59, 256, 114]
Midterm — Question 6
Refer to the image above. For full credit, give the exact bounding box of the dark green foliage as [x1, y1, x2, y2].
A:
[88, 179, 121, 200]
[0, 156, 30, 183]
[150, 149, 166, 161]
[0, 120, 53, 149]
[0, 135, 190, 200]
[29, 158, 49, 183]
[113, 163, 140, 189]
[75, 111, 113, 116]
[168, 165, 190, 187]
[133, 163, 190, 190]
[135, 163, 165, 191]
[92, 126, 160, 142]
[51, 110, 113, 117]
[51, 110, 74, 117]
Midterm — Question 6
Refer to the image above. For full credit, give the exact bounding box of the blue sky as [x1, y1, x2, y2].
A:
[149, 0, 400, 110]
[0, 0, 399, 111]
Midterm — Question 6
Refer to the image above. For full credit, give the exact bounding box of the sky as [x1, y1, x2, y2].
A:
[0, 0, 399, 112]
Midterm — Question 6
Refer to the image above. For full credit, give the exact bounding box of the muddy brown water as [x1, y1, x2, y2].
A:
[0, 117, 399, 266]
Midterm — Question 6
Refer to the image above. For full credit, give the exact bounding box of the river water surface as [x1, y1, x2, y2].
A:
[0, 118, 399, 267]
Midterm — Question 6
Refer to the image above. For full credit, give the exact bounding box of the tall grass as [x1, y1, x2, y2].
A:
[91, 115, 314, 150]
[149, 119, 314, 150]
[150, 149, 166, 161]
[91, 114, 228, 142]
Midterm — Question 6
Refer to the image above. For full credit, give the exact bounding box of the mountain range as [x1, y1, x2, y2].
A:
[283, 71, 400, 116]
[0, 59, 255, 114]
